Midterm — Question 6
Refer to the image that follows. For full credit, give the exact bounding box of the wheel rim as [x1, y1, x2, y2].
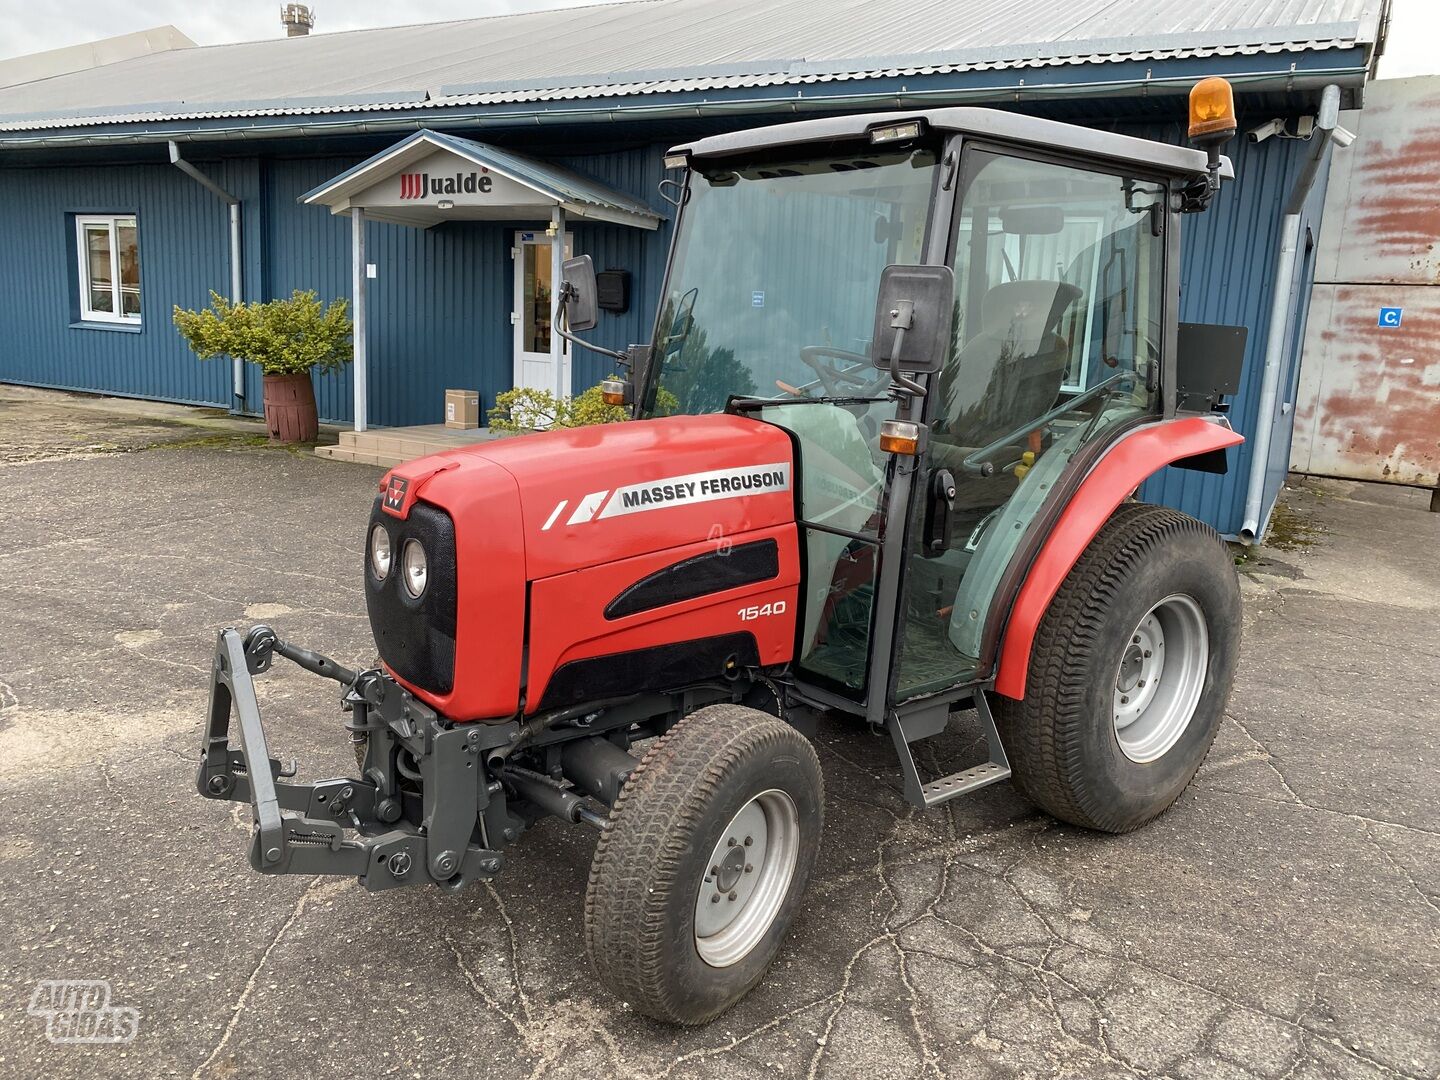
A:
[693, 789, 800, 969]
[1112, 593, 1210, 764]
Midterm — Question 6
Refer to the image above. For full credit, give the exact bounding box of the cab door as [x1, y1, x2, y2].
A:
[891, 147, 1169, 702]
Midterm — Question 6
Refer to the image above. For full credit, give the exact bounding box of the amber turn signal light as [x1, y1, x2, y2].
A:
[879, 419, 925, 456]
[1189, 77, 1237, 143]
[601, 378, 631, 406]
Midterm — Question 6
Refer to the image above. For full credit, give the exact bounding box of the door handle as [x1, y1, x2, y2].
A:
[923, 468, 957, 555]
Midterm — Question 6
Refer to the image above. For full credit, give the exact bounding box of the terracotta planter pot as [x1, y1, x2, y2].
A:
[261, 372, 319, 443]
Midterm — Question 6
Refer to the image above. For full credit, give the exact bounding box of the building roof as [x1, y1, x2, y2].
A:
[0, 0, 1389, 137]
[0, 25, 194, 91]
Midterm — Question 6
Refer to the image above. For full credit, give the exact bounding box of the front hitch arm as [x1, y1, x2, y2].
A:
[242, 623, 358, 685]
[197, 627, 509, 892]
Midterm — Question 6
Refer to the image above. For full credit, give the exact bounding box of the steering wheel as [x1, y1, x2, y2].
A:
[776, 346, 891, 399]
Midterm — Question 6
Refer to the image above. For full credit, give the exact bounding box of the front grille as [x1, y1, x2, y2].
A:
[364, 497, 458, 695]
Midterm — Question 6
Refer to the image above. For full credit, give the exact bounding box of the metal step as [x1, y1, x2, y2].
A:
[888, 690, 1011, 808]
[919, 759, 1011, 804]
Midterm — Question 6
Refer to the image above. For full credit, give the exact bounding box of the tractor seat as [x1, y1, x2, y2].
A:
[936, 279, 1082, 449]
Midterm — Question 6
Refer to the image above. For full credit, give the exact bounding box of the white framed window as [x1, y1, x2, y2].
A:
[75, 215, 141, 323]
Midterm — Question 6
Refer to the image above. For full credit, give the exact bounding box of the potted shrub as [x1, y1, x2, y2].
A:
[173, 289, 352, 443]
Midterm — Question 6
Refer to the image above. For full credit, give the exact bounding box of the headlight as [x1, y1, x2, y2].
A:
[369, 524, 392, 580]
[401, 539, 428, 598]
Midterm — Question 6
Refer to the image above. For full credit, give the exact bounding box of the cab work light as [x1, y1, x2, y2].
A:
[869, 120, 924, 144]
[663, 153, 689, 170]
[601, 378, 632, 406]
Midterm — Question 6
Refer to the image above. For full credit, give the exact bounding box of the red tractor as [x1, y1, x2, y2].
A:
[200, 81, 1248, 1024]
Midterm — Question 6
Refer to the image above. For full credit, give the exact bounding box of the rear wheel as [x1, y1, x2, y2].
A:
[996, 503, 1240, 833]
[584, 703, 822, 1025]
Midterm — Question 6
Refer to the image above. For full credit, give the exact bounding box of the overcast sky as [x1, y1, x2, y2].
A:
[0, 0, 1435, 77]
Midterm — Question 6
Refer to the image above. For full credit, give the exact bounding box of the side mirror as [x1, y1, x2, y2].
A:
[870, 264, 955, 387]
[561, 254, 598, 333]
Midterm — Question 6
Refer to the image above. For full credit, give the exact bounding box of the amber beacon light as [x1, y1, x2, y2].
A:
[1188, 77, 1237, 143]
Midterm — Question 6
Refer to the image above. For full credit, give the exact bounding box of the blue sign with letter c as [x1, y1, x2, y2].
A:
[1379, 306, 1403, 327]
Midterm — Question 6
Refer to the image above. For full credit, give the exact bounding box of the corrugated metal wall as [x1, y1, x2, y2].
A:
[0, 157, 253, 406]
[0, 144, 671, 426]
[0, 115, 1325, 537]
[1135, 121, 1326, 536]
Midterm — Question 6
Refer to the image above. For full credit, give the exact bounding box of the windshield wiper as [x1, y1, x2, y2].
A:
[725, 393, 889, 414]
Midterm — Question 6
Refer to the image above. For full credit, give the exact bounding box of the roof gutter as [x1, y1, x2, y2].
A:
[0, 60, 1370, 151]
[1238, 83, 1342, 544]
[168, 141, 245, 412]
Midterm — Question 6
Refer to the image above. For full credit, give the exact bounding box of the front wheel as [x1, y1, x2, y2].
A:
[996, 503, 1241, 833]
[584, 704, 823, 1025]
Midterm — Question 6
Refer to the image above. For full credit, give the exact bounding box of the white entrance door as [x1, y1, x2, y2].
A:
[512, 230, 574, 398]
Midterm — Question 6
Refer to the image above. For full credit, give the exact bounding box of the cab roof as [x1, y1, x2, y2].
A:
[671, 107, 1233, 180]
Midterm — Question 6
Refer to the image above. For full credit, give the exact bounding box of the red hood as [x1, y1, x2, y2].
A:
[378, 413, 797, 581]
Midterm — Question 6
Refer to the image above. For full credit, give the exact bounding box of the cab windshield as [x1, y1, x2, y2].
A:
[643, 145, 939, 415]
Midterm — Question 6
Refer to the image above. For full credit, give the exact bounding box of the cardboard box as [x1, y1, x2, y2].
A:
[444, 389, 480, 429]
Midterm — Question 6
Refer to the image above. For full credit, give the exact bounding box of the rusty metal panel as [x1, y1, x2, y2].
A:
[1316, 77, 1440, 287]
[1292, 284, 1440, 486]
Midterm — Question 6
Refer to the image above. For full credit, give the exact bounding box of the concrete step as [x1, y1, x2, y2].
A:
[318, 425, 501, 469]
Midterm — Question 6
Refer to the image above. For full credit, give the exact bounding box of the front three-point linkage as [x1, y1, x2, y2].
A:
[197, 624, 508, 891]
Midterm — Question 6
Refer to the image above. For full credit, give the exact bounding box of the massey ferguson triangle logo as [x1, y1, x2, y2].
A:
[383, 475, 409, 512]
[399, 168, 495, 200]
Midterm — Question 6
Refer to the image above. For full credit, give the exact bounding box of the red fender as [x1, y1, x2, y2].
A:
[994, 417, 1244, 701]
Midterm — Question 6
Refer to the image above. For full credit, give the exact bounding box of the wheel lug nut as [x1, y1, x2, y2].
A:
[1137, 680, 1146, 688]
[711, 865, 720, 875]
[728, 892, 737, 901]
[1144, 650, 1152, 658]
[1133, 635, 1141, 644]
[727, 838, 737, 847]
[711, 895, 721, 904]
[745, 864, 753, 873]
[743, 836, 753, 847]
[1121, 696, 1130, 704]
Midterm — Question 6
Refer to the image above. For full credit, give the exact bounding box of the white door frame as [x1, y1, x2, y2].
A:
[512, 229, 574, 398]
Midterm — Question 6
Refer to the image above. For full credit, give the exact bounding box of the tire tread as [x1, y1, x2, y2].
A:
[584, 703, 821, 1024]
[996, 503, 1233, 833]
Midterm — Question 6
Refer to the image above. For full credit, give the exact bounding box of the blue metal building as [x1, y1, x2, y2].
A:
[0, 0, 1391, 538]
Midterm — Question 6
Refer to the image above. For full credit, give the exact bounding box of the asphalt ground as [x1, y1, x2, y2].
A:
[1, 387, 1436, 1079]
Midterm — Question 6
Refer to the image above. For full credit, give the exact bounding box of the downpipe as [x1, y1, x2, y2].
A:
[1239, 84, 1341, 543]
[168, 141, 245, 414]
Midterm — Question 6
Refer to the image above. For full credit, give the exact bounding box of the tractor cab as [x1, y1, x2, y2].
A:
[567, 104, 1237, 730]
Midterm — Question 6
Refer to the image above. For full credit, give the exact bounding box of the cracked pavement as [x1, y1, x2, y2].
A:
[0, 390, 1436, 1079]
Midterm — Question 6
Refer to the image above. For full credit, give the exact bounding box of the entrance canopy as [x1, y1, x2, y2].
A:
[301, 128, 662, 230]
[303, 129, 662, 434]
